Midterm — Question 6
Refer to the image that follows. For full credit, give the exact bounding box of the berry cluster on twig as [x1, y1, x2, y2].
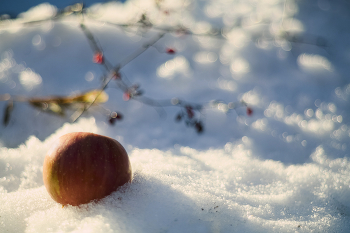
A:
[0, 1, 327, 133]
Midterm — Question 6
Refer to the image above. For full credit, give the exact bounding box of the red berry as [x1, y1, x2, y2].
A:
[109, 112, 123, 125]
[108, 112, 123, 125]
[111, 112, 123, 119]
[185, 106, 194, 119]
[109, 117, 117, 125]
[175, 114, 182, 122]
[123, 92, 130, 101]
[93, 52, 103, 64]
[115, 112, 123, 120]
[246, 107, 253, 116]
[194, 121, 203, 133]
[166, 48, 176, 54]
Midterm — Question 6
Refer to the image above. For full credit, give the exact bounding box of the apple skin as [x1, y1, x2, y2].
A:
[43, 132, 132, 206]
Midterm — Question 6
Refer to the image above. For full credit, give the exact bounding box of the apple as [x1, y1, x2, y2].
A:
[43, 132, 132, 206]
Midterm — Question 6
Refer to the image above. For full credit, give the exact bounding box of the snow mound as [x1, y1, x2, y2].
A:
[1, 118, 350, 232]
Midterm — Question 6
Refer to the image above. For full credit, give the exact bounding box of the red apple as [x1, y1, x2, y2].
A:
[43, 132, 132, 206]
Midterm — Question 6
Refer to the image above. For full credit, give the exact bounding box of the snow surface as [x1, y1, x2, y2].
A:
[1, 0, 350, 232]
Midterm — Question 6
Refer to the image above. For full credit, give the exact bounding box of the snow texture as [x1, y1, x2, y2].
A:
[1, 0, 350, 232]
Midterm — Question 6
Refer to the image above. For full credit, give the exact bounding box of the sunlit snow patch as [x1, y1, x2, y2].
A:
[19, 69, 42, 91]
[157, 56, 191, 79]
[18, 3, 57, 22]
[297, 53, 333, 73]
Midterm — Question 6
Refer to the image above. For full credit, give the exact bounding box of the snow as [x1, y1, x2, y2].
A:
[1, 0, 350, 232]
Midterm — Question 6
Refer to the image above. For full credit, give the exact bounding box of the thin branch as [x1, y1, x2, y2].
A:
[71, 33, 165, 122]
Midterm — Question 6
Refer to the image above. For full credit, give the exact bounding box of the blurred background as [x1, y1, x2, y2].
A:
[0, 0, 120, 17]
[1, 0, 350, 164]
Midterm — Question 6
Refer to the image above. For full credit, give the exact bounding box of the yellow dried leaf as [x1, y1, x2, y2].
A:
[49, 103, 64, 116]
[74, 90, 109, 104]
